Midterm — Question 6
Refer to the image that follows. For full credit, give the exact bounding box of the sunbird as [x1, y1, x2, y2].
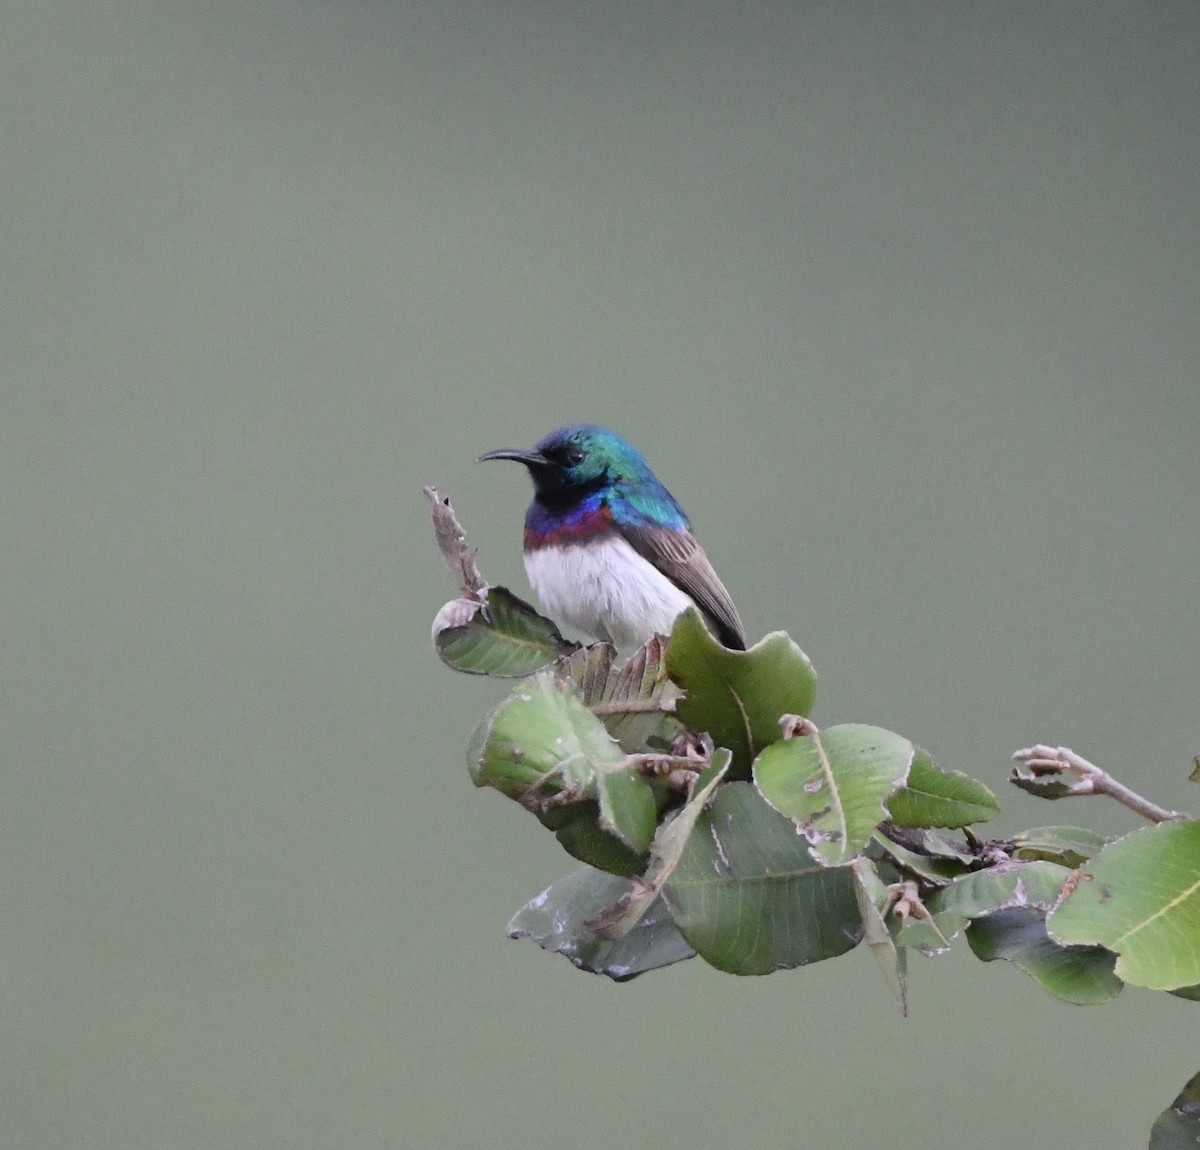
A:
[480, 425, 745, 650]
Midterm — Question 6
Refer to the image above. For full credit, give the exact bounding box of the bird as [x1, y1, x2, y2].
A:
[479, 425, 746, 650]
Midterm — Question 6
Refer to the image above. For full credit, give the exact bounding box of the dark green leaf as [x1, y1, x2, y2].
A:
[754, 724, 914, 865]
[887, 749, 999, 829]
[1150, 1070, 1200, 1149]
[967, 908, 1122, 1005]
[542, 805, 649, 877]
[665, 609, 816, 778]
[663, 782, 861, 974]
[591, 752, 731, 939]
[1009, 762, 1078, 800]
[507, 868, 694, 980]
[435, 586, 577, 676]
[1048, 820, 1200, 990]
[873, 831, 973, 885]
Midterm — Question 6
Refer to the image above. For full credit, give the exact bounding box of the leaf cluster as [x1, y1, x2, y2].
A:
[427, 490, 1200, 1022]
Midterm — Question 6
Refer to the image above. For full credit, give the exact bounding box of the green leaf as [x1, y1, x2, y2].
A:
[507, 868, 695, 980]
[929, 859, 1074, 939]
[893, 908, 952, 957]
[665, 609, 816, 778]
[662, 782, 861, 974]
[1009, 761, 1078, 801]
[886, 749, 999, 829]
[872, 831, 973, 885]
[1048, 820, 1200, 990]
[1008, 825, 1110, 868]
[561, 636, 679, 751]
[967, 908, 1122, 1004]
[852, 857, 908, 1013]
[753, 724, 914, 866]
[1150, 1070, 1200, 1149]
[590, 751, 731, 939]
[468, 671, 624, 800]
[541, 805, 648, 877]
[595, 767, 658, 854]
[435, 586, 577, 676]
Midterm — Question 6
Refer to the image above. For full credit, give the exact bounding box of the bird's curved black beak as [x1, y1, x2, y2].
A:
[477, 447, 550, 468]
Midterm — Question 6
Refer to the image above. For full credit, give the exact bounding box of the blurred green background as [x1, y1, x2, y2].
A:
[4, 1, 1198, 1146]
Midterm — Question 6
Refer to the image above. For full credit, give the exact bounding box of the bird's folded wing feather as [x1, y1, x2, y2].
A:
[621, 524, 746, 650]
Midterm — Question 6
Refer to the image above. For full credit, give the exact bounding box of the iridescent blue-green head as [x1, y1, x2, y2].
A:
[479, 425, 688, 530]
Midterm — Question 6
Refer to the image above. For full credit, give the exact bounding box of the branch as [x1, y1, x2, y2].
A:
[425, 486, 486, 601]
[1012, 744, 1189, 824]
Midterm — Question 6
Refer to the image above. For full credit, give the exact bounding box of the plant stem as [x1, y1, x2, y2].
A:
[1012, 744, 1189, 824]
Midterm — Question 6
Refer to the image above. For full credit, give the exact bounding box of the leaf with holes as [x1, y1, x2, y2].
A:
[665, 609, 816, 778]
[753, 724, 914, 866]
[508, 868, 695, 980]
[435, 586, 577, 676]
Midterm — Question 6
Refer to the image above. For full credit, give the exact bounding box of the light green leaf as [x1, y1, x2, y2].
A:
[929, 860, 1074, 939]
[967, 908, 1122, 1004]
[1008, 825, 1110, 868]
[468, 670, 623, 800]
[893, 909, 952, 957]
[665, 609, 816, 778]
[435, 586, 577, 676]
[595, 766, 658, 854]
[507, 868, 695, 980]
[662, 782, 861, 974]
[753, 724, 914, 866]
[852, 857, 908, 1013]
[886, 749, 999, 829]
[1048, 820, 1200, 990]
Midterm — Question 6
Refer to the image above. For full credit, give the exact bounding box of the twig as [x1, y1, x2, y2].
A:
[424, 486, 487, 601]
[1012, 744, 1188, 824]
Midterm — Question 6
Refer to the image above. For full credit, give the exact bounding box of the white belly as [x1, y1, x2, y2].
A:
[523, 536, 694, 649]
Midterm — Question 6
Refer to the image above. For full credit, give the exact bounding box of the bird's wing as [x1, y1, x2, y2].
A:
[621, 524, 746, 650]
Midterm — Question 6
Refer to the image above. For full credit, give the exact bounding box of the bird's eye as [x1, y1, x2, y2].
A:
[566, 446, 586, 465]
